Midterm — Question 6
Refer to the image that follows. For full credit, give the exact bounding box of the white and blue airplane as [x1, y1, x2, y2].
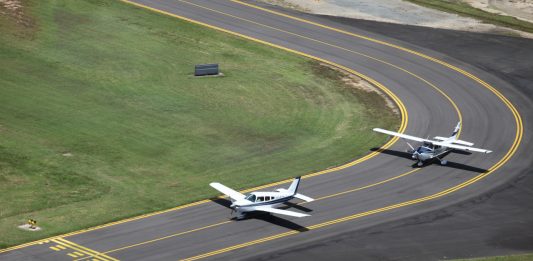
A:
[373, 122, 492, 166]
[210, 177, 314, 219]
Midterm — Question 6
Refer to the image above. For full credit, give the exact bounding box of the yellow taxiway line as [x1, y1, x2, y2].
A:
[0, 0, 522, 258]
[176, 1, 522, 260]
[77, 168, 422, 258]
[0, 0, 410, 255]
[50, 238, 119, 261]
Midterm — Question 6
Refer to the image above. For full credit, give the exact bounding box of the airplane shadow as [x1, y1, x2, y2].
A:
[281, 202, 313, 213]
[253, 213, 310, 232]
[371, 147, 488, 173]
[208, 198, 310, 232]
[210, 197, 233, 209]
[436, 161, 488, 173]
[371, 147, 413, 160]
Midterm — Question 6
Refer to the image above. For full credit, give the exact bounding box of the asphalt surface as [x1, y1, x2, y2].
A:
[1, 0, 531, 260]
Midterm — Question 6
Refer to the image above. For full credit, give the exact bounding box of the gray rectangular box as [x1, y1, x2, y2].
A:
[195, 64, 219, 76]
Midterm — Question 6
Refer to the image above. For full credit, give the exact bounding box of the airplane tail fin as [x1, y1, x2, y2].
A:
[451, 122, 461, 139]
[287, 177, 301, 195]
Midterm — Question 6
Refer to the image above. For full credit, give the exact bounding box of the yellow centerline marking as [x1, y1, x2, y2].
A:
[75, 168, 421, 258]
[175, 1, 523, 260]
[52, 238, 119, 261]
[74, 221, 232, 260]
[176, 0, 462, 134]
[1, 0, 523, 257]
[308, 168, 420, 202]
[0, 0, 410, 255]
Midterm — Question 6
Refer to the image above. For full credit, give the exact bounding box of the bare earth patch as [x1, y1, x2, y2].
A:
[259, 0, 533, 38]
[1, 0, 35, 31]
[465, 0, 533, 23]
[322, 63, 400, 115]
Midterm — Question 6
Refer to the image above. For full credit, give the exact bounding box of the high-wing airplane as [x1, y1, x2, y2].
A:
[210, 177, 314, 219]
[373, 122, 492, 167]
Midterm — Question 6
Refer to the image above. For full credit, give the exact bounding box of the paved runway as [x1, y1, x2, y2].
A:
[1, 0, 530, 260]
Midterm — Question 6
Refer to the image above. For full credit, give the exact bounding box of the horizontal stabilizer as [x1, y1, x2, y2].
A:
[210, 182, 246, 201]
[293, 193, 314, 202]
[252, 206, 310, 218]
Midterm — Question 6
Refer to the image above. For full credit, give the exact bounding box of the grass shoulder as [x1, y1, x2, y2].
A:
[0, 0, 398, 247]
[453, 253, 533, 261]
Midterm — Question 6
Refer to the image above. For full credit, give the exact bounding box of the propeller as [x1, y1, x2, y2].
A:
[405, 141, 415, 153]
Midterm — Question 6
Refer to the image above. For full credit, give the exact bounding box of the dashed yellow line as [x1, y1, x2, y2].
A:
[78, 168, 422, 257]
[51, 238, 118, 261]
[176, 2, 523, 260]
[1, 0, 523, 258]
[0, 0, 410, 256]
[74, 220, 233, 260]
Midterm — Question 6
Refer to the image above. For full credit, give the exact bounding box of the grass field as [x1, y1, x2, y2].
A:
[454, 253, 533, 261]
[404, 0, 533, 34]
[0, 0, 398, 247]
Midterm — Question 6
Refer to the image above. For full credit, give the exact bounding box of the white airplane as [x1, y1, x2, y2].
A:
[210, 177, 314, 220]
[373, 122, 492, 167]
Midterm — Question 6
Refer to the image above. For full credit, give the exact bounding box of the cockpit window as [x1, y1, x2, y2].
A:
[245, 194, 256, 202]
[257, 196, 265, 202]
[416, 147, 432, 153]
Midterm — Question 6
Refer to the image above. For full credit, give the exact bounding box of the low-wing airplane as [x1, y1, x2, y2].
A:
[210, 177, 314, 220]
[373, 122, 492, 167]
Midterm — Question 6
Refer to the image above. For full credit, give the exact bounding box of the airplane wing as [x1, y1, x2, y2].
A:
[210, 182, 246, 201]
[373, 128, 432, 143]
[433, 141, 492, 154]
[451, 140, 475, 146]
[293, 193, 314, 202]
[251, 206, 310, 218]
[434, 136, 475, 146]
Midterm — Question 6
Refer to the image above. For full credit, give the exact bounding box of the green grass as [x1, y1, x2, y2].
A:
[453, 253, 533, 261]
[404, 0, 533, 34]
[0, 0, 398, 247]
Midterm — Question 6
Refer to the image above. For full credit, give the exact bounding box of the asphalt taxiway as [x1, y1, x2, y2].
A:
[1, 0, 530, 260]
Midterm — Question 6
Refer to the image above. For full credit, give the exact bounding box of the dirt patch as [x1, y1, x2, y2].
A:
[1, 0, 37, 39]
[316, 62, 399, 115]
[1, 0, 31, 26]
[464, 0, 533, 23]
[258, 0, 310, 12]
[258, 0, 533, 38]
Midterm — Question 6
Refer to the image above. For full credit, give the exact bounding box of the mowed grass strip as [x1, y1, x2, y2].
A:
[0, 0, 398, 247]
[454, 254, 533, 261]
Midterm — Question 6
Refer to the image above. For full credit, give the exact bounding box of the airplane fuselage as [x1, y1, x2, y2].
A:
[231, 192, 294, 212]
[412, 145, 452, 163]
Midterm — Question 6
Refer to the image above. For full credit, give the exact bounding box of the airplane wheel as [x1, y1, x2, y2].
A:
[441, 160, 448, 166]
[417, 161, 423, 167]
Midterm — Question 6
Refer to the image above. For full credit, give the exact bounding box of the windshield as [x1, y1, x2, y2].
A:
[416, 146, 432, 153]
[245, 194, 256, 202]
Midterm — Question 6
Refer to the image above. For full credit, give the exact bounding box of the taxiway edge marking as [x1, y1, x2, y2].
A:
[0, 0, 408, 254]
